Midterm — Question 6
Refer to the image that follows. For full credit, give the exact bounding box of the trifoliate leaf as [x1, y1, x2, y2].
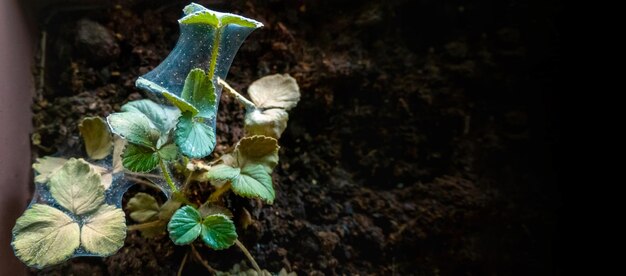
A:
[33, 156, 68, 183]
[158, 198, 184, 222]
[244, 108, 289, 138]
[49, 158, 104, 215]
[163, 91, 199, 116]
[248, 74, 300, 110]
[181, 68, 217, 119]
[122, 144, 160, 172]
[107, 112, 160, 148]
[127, 193, 160, 222]
[200, 214, 238, 250]
[79, 117, 112, 160]
[121, 99, 180, 145]
[12, 204, 80, 269]
[231, 164, 275, 204]
[158, 143, 179, 161]
[80, 204, 126, 255]
[168, 205, 203, 245]
[175, 112, 216, 158]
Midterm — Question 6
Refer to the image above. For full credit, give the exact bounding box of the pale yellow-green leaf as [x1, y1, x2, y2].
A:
[245, 108, 289, 139]
[112, 136, 126, 173]
[12, 204, 80, 269]
[248, 74, 300, 110]
[80, 204, 126, 255]
[127, 192, 160, 222]
[49, 158, 105, 215]
[33, 156, 68, 183]
[79, 117, 113, 160]
[235, 135, 279, 172]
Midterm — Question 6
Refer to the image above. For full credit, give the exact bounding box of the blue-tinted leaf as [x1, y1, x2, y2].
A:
[167, 206, 202, 245]
[200, 214, 237, 250]
[175, 112, 216, 158]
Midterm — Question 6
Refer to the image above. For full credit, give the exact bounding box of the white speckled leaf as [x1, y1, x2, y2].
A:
[12, 204, 80, 269]
[49, 158, 105, 215]
[80, 204, 127, 255]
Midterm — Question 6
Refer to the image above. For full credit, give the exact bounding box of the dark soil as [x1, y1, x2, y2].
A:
[30, 0, 560, 275]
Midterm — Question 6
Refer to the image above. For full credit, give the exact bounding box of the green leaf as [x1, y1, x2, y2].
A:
[181, 68, 217, 118]
[248, 74, 300, 110]
[200, 214, 237, 250]
[175, 112, 216, 158]
[220, 15, 263, 28]
[80, 204, 126, 255]
[107, 112, 160, 148]
[179, 10, 219, 27]
[167, 206, 202, 245]
[127, 193, 160, 223]
[49, 158, 104, 215]
[206, 164, 240, 183]
[121, 99, 180, 144]
[32, 156, 68, 183]
[163, 90, 199, 116]
[158, 143, 179, 161]
[179, 7, 263, 29]
[79, 117, 112, 160]
[231, 164, 275, 204]
[12, 204, 80, 269]
[122, 144, 160, 172]
[245, 108, 289, 139]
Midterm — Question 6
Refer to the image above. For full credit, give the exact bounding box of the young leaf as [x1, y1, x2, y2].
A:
[121, 99, 181, 144]
[168, 205, 203, 245]
[33, 156, 68, 183]
[107, 112, 160, 148]
[158, 143, 179, 161]
[79, 117, 112, 160]
[181, 68, 217, 118]
[49, 158, 105, 215]
[127, 193, 160, 222]
[12, 204, 80, 269]
[207, 136, 279, 203]
[175, 112, 216, 158]
[248, 74, 300, 111]
[179, 7, 263, 29]
[200, 214, 238, 250]
[162, 91, 200, 117]
[80, 205, 126, 255]
[231, 164, 275, 203]
[122, 144, 160, 172]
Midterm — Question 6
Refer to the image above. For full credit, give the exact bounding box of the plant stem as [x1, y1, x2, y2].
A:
[177, 252, 188, 276]
[208, 182, 232, 203]
[127, 220, 163, 231]
[191, 244, 216, 274]
[218, 78, 257, 110]
[160, 158, 178, 192]
[234, 239, 261, 274]
[207, 28, 222, 79]
[127, 176, 162, 191]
